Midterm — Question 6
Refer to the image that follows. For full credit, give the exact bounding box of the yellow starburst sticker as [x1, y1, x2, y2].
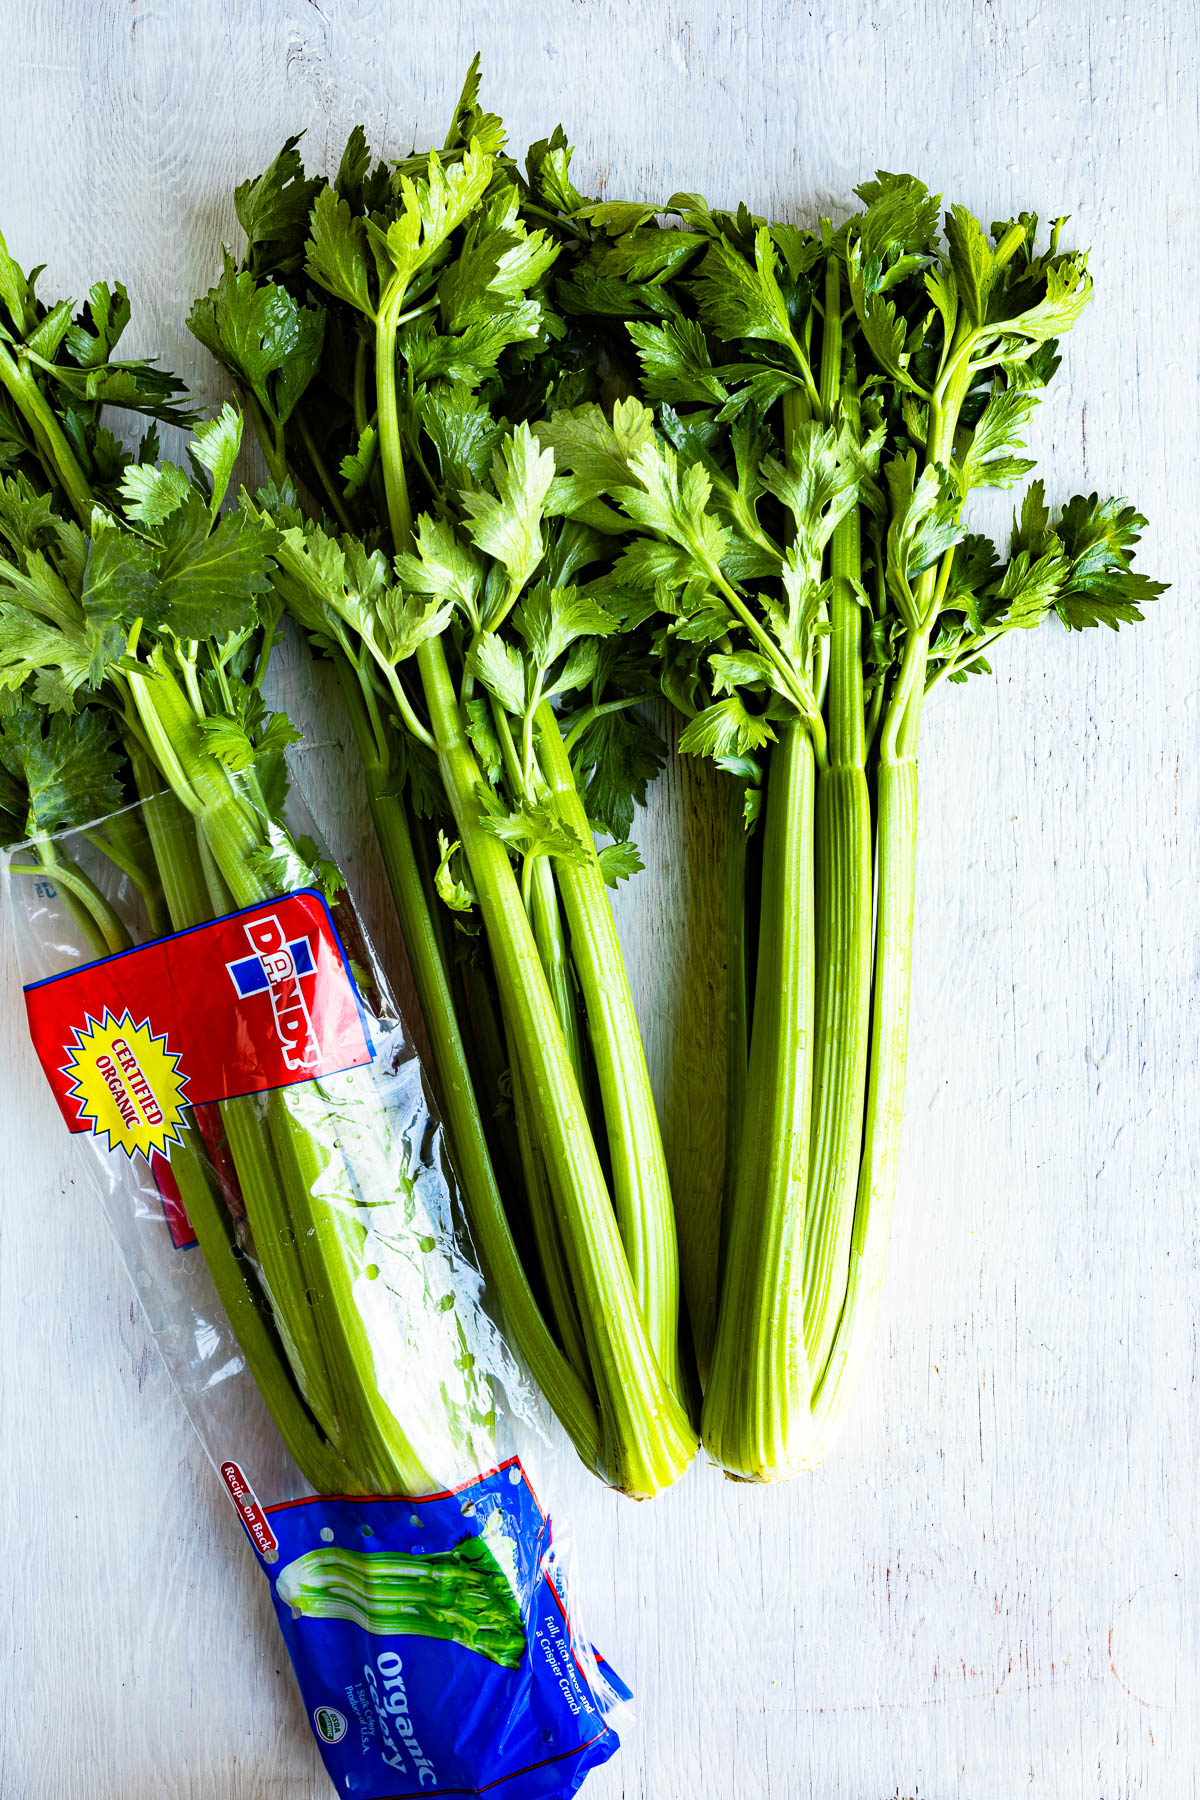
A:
[61, 1009, 189, 1161]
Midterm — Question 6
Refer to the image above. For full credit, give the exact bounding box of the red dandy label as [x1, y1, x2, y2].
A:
[24, 889, 372, 1156]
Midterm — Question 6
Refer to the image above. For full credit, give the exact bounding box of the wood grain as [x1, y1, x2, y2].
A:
[2, 1, 1198, 1794]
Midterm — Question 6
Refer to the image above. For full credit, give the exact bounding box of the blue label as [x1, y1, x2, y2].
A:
[251, 1460, 625, 1798]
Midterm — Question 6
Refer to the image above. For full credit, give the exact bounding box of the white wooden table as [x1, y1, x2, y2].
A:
[2, 3, 1197, 1794]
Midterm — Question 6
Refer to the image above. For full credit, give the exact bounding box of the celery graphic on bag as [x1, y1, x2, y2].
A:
[277, 1520, 526, 1669]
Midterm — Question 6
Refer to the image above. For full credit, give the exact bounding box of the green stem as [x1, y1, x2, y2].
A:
[381, 665, 437, 755]
[785, 339, 822, 418]
[220, 1092, 345, 1433]
[86, 808, 169, 938]
[33, 837, 130, 954]
[806, 320, 967, 1442]
[8, 854, 105, 960]
[527, 854, 588, 1097]
[178, 643, 205, 719]
[824, 524, 866, 767]
[195, 821, 236, 917]
[782, 387, 811, 454]
[721, 779, 750, 1281]
[561, 695, 643, 757]
[244, 393, 290, 492]
[455, 950, 531, 1237]
[817, 262, 841, 421]
[802, 754, 872, 1384]
[129, 752, 200, 927]
[504, 1002, 593, 1387]
[706, 558, 824, 740]
[925, 622, 1005, 693]
[260, 1087, 447, 1494]
[0, 341, 94, 521]
[802, 268, 875, 1383]
[810, 712, 921, 1453]
[376, 291, 414, 550]
[702, 720, 816, 1479]
[534, 701, 685, 1400]
[295, 404, 355, 532]
[353, 339, 371, 437]
[489, 692, 591, 1107]
[354, 336, 389, 521]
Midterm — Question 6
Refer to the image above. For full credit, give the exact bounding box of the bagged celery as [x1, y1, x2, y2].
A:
[0, 248, 625, 1786]
[4, 763, 627, 1799]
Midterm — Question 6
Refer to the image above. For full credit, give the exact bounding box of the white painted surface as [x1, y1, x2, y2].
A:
[1, 2, 1197, 1794]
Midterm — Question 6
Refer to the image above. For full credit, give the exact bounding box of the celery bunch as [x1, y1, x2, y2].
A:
[190, 66, 697, 1497]
[537, 174, 1164, 1475]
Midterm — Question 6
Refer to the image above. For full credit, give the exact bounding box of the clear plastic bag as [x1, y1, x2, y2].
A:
[5, 778, 627, 1799]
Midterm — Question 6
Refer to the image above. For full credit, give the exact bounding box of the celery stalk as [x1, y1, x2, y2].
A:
[802, 516, 873, 1382]
[525, 852, 588, 1101]
[504, 1007, 593, 1387]
[722, 779, 751, 1275]
[801, 255, 876, 1385]
[808, 339, 965, 1450]
[535, 702, 684, 1398]
[811, 749, 918, 1454]
[659, 758, 735, 1392]
[702, 720, 815, 1479]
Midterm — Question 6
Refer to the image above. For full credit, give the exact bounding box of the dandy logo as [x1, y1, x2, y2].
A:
[226, 914, 321, 1072]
